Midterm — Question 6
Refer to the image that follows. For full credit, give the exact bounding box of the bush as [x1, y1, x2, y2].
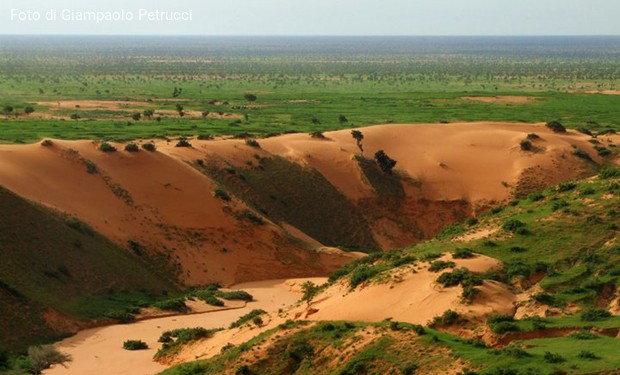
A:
[519, 140, 533, 151]
[214, 188, 231, 201]
[99, 141, 117, 152]
[217, 290, 253, 301]
[431, 310, 460, 326]
[300, 281, 321, 303]
[453, 248, 474, 259]
[105, 310, 135, 324]
[349, 265, 380, 288]
[571, 330, 598, 340]
[142, 142, 156, 151]
[600, 167, 620, 179]
[252, 316, 263, 327]
[310, 131, 325, 139]
[153, 298, 188, 312]
[573, 148, 593, 161]
[400, 363, 419, 375]
[546, 121, 566, 133]
[197, 133, 213, 140]
[502, 219, 525, 232]
[176, 137, 191, 147]
[28, 345, 71, 374]
[526, 133, 540, 140]
[230, 309, 266, 329]
[578, 350, 600, 360]
[196, 292, 224, 307]
[437, 268, 482, 288]
[509, 246, 527, 253]
[580, 308, 611, 321]
[245, 139, 261, 148]
[41, 139, 54, 147]
[124, 143, 139, 152]
[123, 340, 148, 350]
[429, 260, 456, 272]
[543, 351, 565, 363]
[242, 210, 264, 225]
[490, 322, 520, 334]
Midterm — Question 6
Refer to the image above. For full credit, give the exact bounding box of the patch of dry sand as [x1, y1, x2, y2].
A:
[461, 96, 535, 104]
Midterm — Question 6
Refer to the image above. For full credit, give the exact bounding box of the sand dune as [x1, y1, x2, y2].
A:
[291, 253, 515, 325]
[0, 122, 600, 285]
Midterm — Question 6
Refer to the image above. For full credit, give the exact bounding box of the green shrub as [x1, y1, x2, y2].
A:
[400, 363, 419, 375]
[142, 142, 156, 151]
[452, 248, 474, 259]
[528, 191, 545, 201]
[349, 265, 380, 288]
[245, 139, 261, 148]
[502, 219, 525, 232]
[252, 316, 263, 327]
[230, 309, 266, 329]
[124, 143, 139, 152]
[578, 350, 600, 360]
[431, 310, 461, 326]
[391, 255, 417, 268]
[546, 121, 566, 133]
[176, 137, 191, 147]
[573, 148, 593, 161]
[494, 346, 531, 358]
[429, 260, 456, 272]
[571, 330, 599, 340]
[196, 292, 224, 307]
[543, 351, 565, 363]
[123, 340, 148, 350]
[487, 314, 514, 324]
[491, 322, 520, 334]
[242, 210, 264, 225]
[557, 181, 577, 192]
[519, 139, 533, 151]
[105, 310, 135, 324]
[214, 188, 231, 201]
[580, 308, 611, 321]
[217, 290, 253, 302]
[509, 246, 527, 253]
[310, 131, 325, 139]
[153, 298, 188, 312]
[99, 141, 117, 152]
[28, 345, 71, 374]
[526, 133, 540, 140]
[437, 268, 482, 288]
[599, 167, 620, 179]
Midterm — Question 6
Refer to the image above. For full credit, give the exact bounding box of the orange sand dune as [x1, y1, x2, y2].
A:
[0, 122, 600, 284]
[292, 253, 515, 325]
[0, 141, 348, 285]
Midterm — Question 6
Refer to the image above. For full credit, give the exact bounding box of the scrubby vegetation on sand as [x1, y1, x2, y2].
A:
[161, 167, 620, 374]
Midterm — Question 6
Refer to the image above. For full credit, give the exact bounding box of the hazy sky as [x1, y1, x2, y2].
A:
[1, 0, 619, 36]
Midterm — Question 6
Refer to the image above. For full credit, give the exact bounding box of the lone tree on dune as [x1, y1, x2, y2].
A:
[244, 93, 257, 102]
[351, 130, 364, 153]
[24, 106, 35, 115]
[374, 150, 397, 174]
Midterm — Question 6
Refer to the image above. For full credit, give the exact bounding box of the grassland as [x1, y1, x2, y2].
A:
[1, 36, 620, 143]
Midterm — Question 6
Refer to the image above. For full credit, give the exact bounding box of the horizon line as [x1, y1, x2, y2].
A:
[1, 33, 620, 38]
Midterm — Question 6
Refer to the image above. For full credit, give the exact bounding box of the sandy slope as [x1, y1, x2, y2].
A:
[0, 122, 600, 284]
[45, 278, 313, 375]
[291, 253, 515, 325]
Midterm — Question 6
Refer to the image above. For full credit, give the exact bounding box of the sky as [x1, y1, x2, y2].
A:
[0, 0, 619, 36]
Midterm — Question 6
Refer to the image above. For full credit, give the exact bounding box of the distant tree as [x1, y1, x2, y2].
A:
[244, 93, 257, 102]
[172, 87, 182, 98]
[143, 109, 154, 119]
[175, 104, 185, 117]
[155, 116, 162, 123]
[28, 345, 71, 374]
[351, 130, 364, 153]
[24, 106, 35, 115]
[374, 150, 397, 174]
[131, 113, 141, 121]
[175, 137, 191, 147]
[201, 111, 210, 118]
[70, 113, 81, 121]
[2, 106, 14, 116]
[310, 131, 325, 139]
[520, 139, 533, 151]
[338, 114, 348, 124]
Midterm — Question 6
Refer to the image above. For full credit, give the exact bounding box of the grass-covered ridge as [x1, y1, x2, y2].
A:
[0, 186, 177, 350]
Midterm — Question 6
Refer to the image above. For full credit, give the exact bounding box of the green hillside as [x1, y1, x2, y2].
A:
[0, 187, 177, 351]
